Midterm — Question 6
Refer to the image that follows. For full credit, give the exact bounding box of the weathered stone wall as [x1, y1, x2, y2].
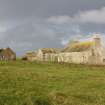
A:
[41, 49, 105, 65]
[57, 51, 92, 64]
[41, 51, 92, 64]
[26, 56, 38, 62]
[36, 49, 44, 61]
[88, 47, 104, 65]
[44, 53, 58, 62]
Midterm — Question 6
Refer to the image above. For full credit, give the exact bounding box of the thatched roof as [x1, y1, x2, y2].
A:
[22, 51, 37, 60]
[25, 51, 37, 57]
[4, 47, 16, 55]
[62, 41, 95, 52]
[0, 47, 16, 60]
[40, 48, 59, 54]
[0, 47, 16, 55]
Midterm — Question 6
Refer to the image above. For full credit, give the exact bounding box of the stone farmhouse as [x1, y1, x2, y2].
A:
[23, 35, 105, 65]
[22, 51, 37, 61]
[0, 47, 16, 61]
[37, 48, 59, 62]
[58, 36, 105, 65]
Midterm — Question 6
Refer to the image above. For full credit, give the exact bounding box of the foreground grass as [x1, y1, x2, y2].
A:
[0, 61, 105, 105]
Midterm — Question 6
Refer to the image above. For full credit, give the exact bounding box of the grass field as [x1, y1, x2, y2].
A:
[0, 61, 105, 105]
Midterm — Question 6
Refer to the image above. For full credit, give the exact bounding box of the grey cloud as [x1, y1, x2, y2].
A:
[0, 18, 81, 56]
[0, 0, 105, 20]
[48, 7, 105, 24]
[0, 0, 105, 55]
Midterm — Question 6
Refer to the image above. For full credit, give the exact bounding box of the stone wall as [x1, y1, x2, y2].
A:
[41, 49, 105, 65]
[41, 51, 92, 64]
[44, 53, 58, 62]
[57, 51, 92, 64]
[36, 49, 44, 61]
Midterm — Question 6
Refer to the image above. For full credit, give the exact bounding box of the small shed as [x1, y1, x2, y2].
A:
[22, 51, 37, 61]
[0, 47, 16, 61]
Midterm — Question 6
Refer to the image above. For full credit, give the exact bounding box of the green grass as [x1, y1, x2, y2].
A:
[0, 61, 105, 105]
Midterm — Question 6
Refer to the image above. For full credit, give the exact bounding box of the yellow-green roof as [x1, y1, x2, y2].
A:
[62, 41, 95, 52]
[41, 48, 59, 54]
[25, 52, 37, 57]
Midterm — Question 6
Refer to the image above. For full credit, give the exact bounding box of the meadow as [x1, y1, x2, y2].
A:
[0, 61, 105, 105]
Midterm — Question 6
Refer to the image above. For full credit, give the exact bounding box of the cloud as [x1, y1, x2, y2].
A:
[47, 16, 72, 24]
[77, 7, 105, 24]
[1, 2, 105, 56]
[3, 7, 105, 56]
[48, 7, 105, 24]
[0, 18, 83, 56]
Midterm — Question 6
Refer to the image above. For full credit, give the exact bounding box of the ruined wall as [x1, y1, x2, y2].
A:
[26, 56, 38, 62]
[43, 50, 105, 65]
[44, 53, 58, 62]
[36, 49, 44, 61]
[57, 51, 92, 64]
[88, 47, 105, 65]
[41, 51, 92, 64]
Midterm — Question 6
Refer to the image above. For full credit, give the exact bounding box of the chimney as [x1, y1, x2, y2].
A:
[93, 34, 101, 47]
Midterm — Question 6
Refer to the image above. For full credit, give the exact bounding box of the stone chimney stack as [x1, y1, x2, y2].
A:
[93, 34, 101, 47]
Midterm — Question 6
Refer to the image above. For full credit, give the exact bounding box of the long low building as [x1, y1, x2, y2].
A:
[23, 35, 105, 65]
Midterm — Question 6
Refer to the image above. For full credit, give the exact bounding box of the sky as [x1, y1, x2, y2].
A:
[0, 0, 105, 55]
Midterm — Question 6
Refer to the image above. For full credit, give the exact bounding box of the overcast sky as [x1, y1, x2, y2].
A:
[0, 0, 105, 55]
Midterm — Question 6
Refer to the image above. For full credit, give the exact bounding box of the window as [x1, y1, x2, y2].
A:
[92, 49, 95, 56]
[103, 59, 105, 62]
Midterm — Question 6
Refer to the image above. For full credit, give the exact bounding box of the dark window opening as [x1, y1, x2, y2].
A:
[103, 59, 105, 62]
